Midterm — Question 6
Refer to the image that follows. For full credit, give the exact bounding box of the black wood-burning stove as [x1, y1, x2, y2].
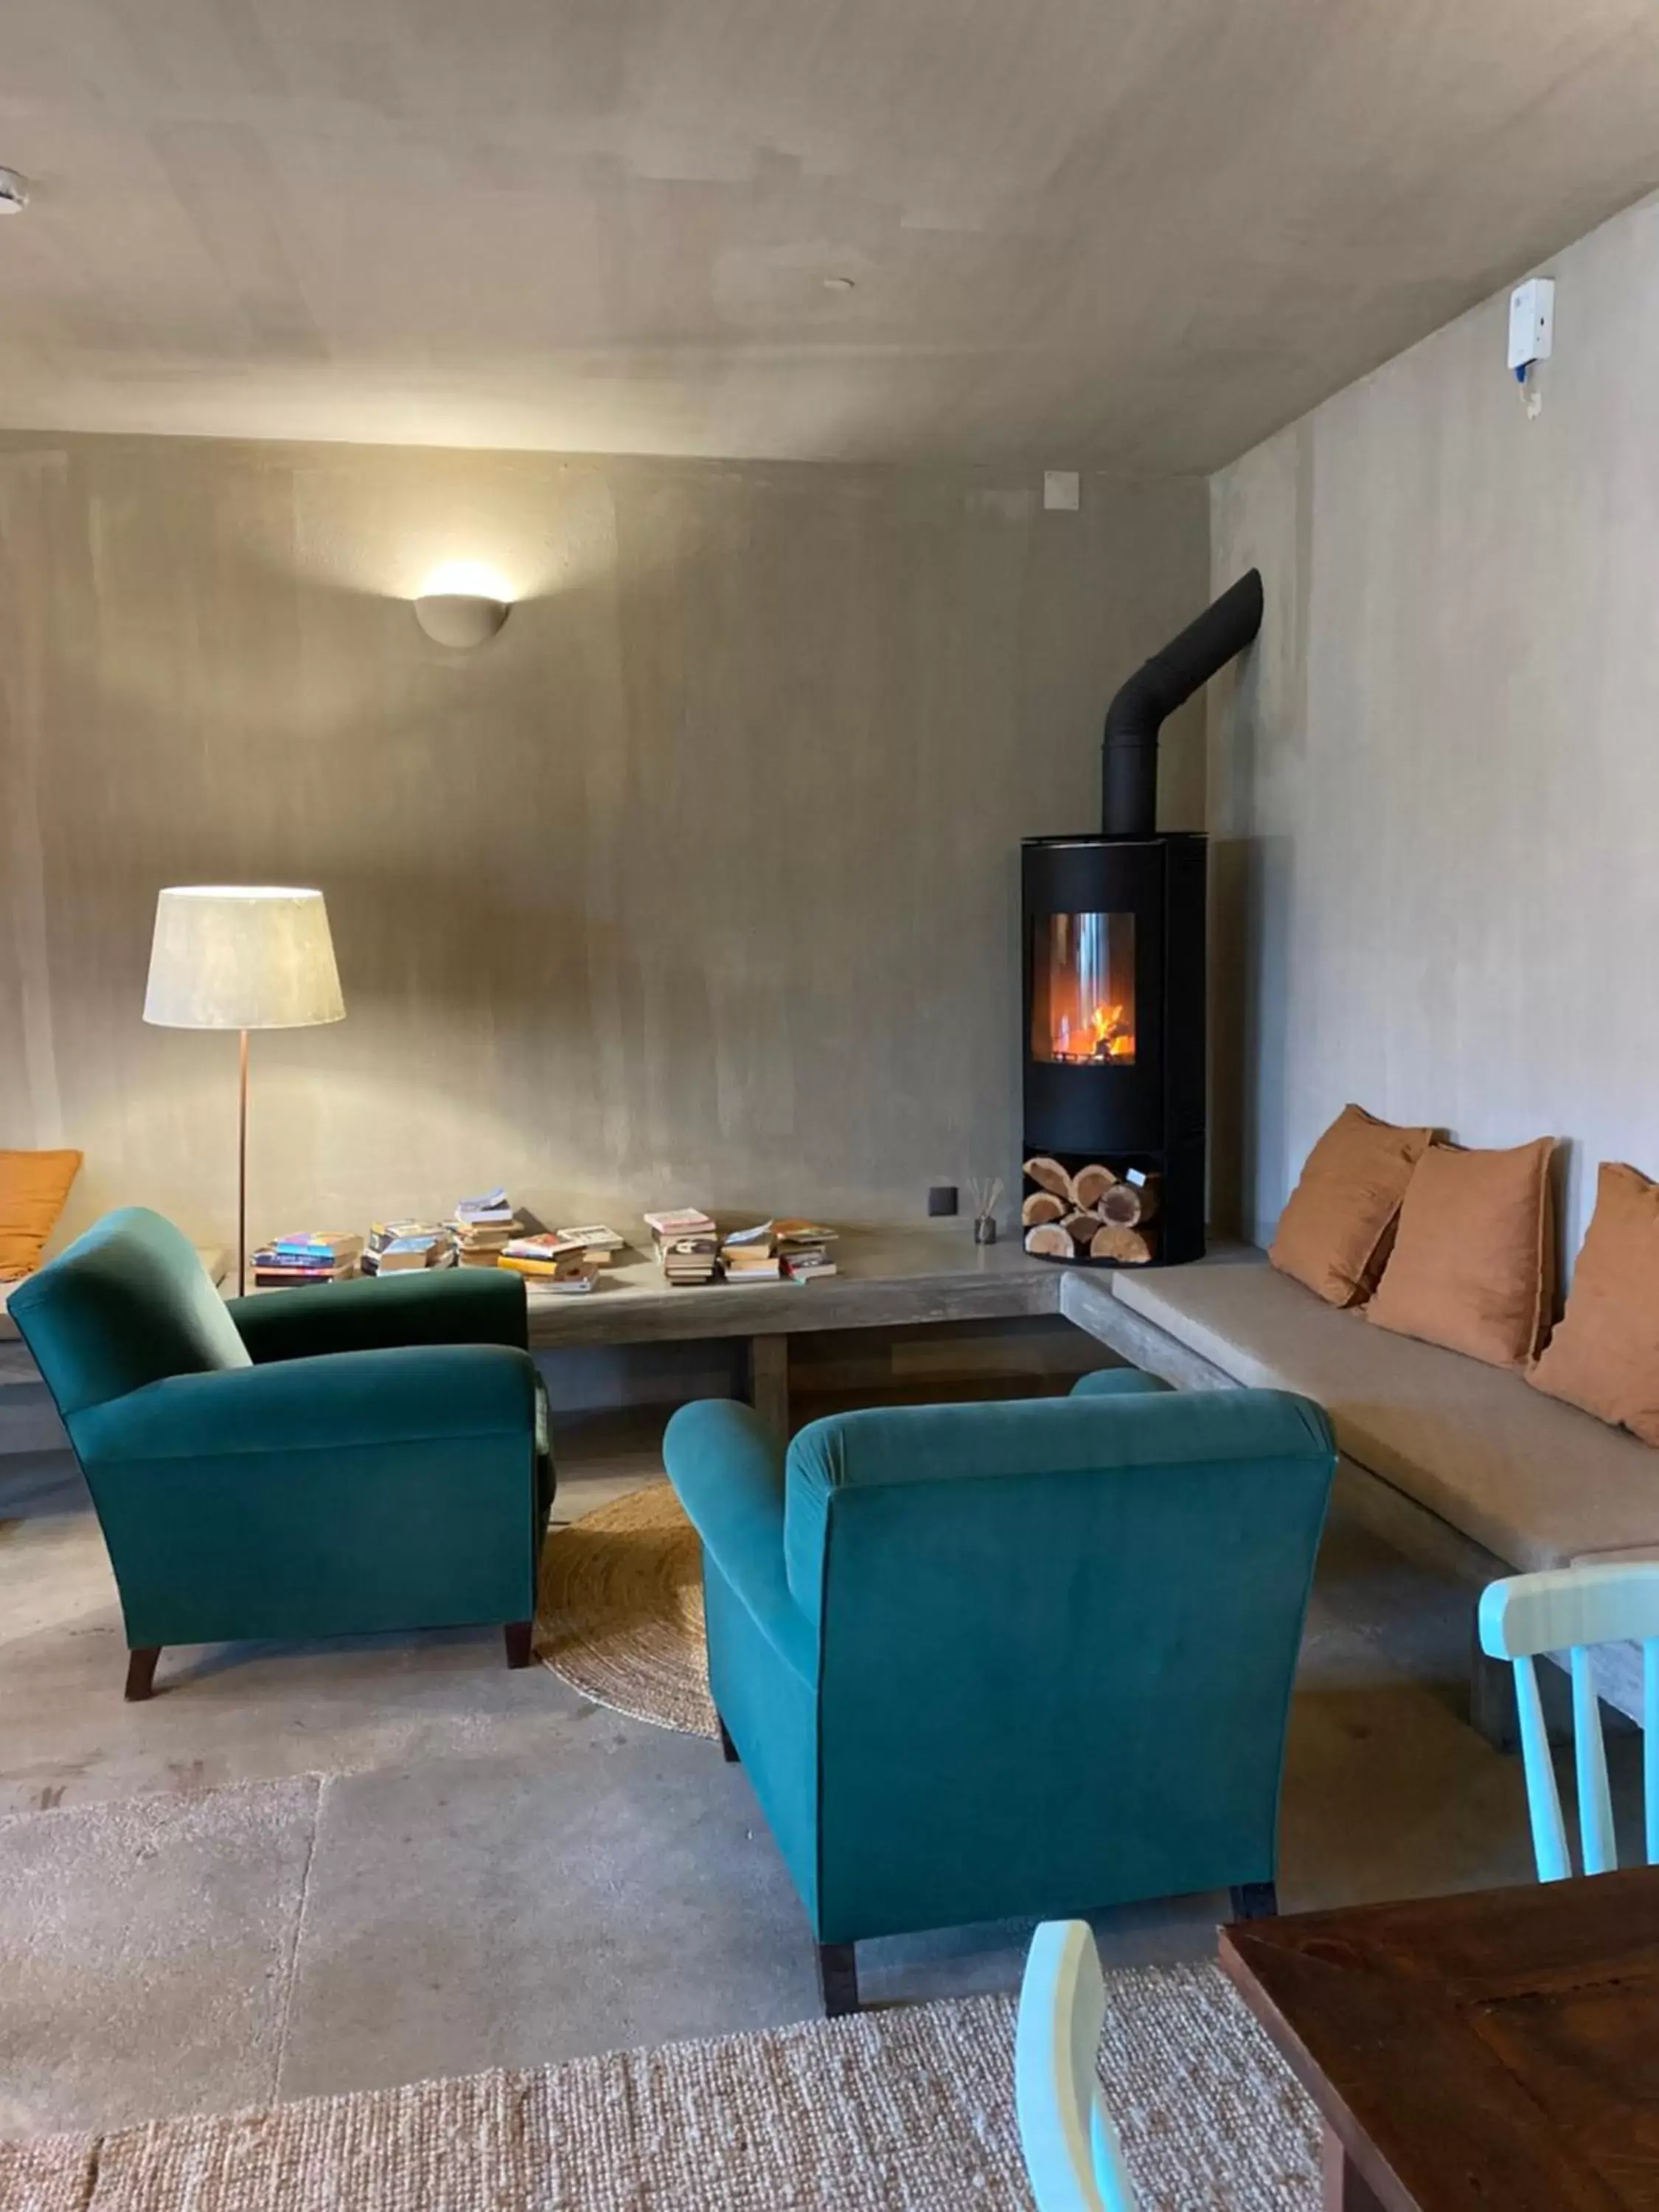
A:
[1021, 571, 1263, 1268]
[1022, 830, 1208, 1263]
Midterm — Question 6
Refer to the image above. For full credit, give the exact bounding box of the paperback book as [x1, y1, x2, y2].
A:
[498, 1231, 601, 1289]
[720, 1222, 782, 1281]
[448, 1191, 524, 1267]
[644, 1208, 720, 1285]
[363, 1221, 457, 1275]
[252, 1231, 364, 1287]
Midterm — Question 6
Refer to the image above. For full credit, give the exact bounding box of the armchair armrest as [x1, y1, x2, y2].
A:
[226, 1267, 528, 1363]
[664, 1399, 815, 1683]
[66, 1343, 544, 1654]
[73, 1342, 539, 1464]
[1069, 1368, 1174, 1399]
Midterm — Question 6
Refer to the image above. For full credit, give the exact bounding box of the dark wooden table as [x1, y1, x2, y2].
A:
[1220, 1868, 1659, 2212]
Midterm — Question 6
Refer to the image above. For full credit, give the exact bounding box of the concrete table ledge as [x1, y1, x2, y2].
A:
[521, 1226, 1062, 1346]
[522, 1226, 1067, 1431]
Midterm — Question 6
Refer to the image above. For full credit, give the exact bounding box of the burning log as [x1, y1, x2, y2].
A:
[1023, 1156, 1073, 1200]
[1021, 1191, 1065, 1228]
[1071, 1163, 1119, 1211]
[1090, 1224, 1154, 1265]
[1024, 1223, 1075, 1260]
[1099, 1176, 1161, 1229]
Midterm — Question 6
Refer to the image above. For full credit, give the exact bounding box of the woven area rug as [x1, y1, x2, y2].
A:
[1, 1966, 1318, 2211]
[537, 1481, 718, 1738]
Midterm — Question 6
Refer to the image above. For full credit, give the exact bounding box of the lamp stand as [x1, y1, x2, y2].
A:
[142, 891, 344, 1284]
[237, 1028, 249, 1296]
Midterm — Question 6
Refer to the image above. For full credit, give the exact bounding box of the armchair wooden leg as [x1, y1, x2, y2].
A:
[504, 1620, 534, 1669]
[1229, 1880, 1279, 1921]
[817, 1941, 859, 2018]
[717, 1714, 740, 1764]
[125, 1647, 161, 1702]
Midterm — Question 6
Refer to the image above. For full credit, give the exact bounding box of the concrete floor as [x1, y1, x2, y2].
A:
[0, 1400, 1636, 2138]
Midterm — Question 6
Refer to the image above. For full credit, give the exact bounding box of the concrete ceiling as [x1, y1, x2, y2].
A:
[2, 0, 1658, 472]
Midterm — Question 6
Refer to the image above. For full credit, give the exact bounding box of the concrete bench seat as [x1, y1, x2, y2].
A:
[1111, 1248, 1659, 1573]
[1060, 1246, 1659, 1733]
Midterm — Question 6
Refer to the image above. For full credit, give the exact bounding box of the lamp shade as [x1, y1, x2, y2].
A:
[413, 594, 509, 648]
[143, 887, 345, 1031]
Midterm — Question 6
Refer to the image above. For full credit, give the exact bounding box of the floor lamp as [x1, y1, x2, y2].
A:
[143, 888, 346, 1293]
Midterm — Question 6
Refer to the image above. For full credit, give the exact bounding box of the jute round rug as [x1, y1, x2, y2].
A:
[536, 1481, 719, 1737]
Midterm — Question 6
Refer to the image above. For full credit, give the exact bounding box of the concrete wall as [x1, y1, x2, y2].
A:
[0, 433, 1206, 1253]
[1208, 189, 1659, 1256]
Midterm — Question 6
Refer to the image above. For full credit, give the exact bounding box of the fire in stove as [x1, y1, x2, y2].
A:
[1054, 1004, 1134, 1063]
[1031, 910, 1137, 1068]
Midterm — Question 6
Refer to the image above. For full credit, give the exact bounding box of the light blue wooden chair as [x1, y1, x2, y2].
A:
[1478, 1560, 1659, 1881]
[1015, 1921, 1138, 2212]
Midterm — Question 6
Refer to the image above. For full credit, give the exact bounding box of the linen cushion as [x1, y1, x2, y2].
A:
[1529, 1161, 1659, 1444]
[0, 1148, 83, 1279]
[1268, 1105, 1433, 1307]
[1366, 1137, 1556, 1369]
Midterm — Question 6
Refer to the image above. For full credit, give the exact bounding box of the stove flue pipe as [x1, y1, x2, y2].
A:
[1101, 568, 1264, 837]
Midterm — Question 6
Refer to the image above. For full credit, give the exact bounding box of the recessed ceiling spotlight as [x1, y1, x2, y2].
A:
[823, 275, 856, 292]
[0, 167, 30, 214]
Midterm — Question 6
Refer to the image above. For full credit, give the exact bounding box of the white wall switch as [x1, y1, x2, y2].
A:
[1508, 277, 1554, 372]
[1043, 470, 1081, 512]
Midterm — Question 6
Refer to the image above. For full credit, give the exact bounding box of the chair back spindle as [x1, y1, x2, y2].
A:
[1016, 1921, 1138, 2212]
[1479, 1565, 1659, 1882]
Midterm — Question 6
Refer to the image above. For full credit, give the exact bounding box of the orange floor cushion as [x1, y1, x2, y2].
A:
[0, 1149, 83, 1279]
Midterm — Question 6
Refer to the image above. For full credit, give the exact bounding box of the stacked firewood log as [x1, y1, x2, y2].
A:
[1021, 1157, 1159, 1264]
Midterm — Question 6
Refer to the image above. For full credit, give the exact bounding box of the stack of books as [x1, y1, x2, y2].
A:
[448, 1189, 523, 1268]
[719, 1223, 782, 1283]
[644, 1208, 720, 1286]
[252, 1231, 364, 1286]
[776, 1220, 839, 1283]
[498, 1232, 601, 1294]
[554, 1223, 626, 1267]
[362, 1221, 457, 1276]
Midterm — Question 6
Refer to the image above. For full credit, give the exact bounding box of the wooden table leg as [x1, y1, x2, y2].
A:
[741, 1333, 790, 1439]
[1322, 2125, 1387, 2211]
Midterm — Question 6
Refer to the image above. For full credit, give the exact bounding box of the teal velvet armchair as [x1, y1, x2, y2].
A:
[664, 1368, 1335, 2014]
[9, 1207, 552, 1699]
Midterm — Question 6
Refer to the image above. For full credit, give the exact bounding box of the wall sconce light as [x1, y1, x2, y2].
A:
[411, 561, 513, 649]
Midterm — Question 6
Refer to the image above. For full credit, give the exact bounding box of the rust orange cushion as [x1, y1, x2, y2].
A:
[0, 1149, 83, 1279]
[1268, 1105, 1434, 1307]
[1528, 1161, 1659, 1444]
[1366, 1135, 1557, 1369]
